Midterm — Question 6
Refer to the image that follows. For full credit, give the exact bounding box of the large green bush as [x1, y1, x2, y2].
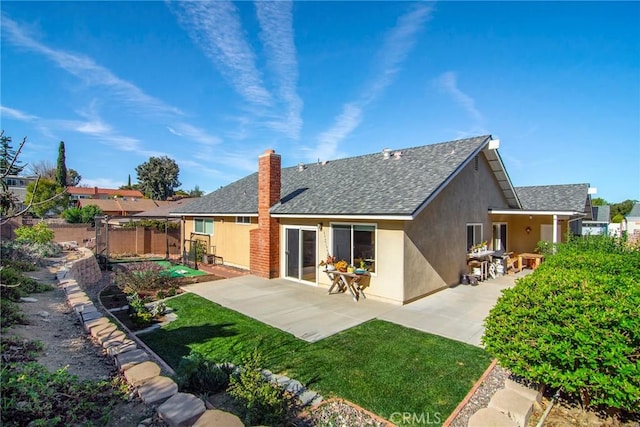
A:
[483, 236, 640, 413]
[14, 221, 55, 244]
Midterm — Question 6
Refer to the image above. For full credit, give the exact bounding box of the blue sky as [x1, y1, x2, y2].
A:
[1, 1, 638, 202]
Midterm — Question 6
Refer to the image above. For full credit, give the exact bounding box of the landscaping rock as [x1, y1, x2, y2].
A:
[83, 316, 110, 333]
[298, 390, 320, 407]
[106, 340, 137, 356]
[157, 393, 206, 427]
[285, 379, 304, 394]
[99, 331, 127, 347]
[20, 297, 38, 303]
[488, 388, 533, 427]
[504, 378, 542, 404]
[115, 349, 150, 371]
[123, 361, 161, 386]
[91, 323, 118, 339]
[137, 376, 178, 404]
[193, 409, 243, 427]
[468, 407, 518, 427]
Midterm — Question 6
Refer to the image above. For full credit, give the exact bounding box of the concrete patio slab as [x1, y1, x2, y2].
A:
[182, 271, 527, 345]
[183, 276, 395, 342]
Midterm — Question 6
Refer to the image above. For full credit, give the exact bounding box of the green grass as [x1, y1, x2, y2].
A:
[141, 293, 492, 424]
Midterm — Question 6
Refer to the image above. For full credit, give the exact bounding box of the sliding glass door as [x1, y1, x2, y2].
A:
[285, 227, 317, 283]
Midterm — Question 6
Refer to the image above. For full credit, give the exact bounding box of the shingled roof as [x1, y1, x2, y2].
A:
[172, 135, 505, 218]
[515, 184, 590, 213]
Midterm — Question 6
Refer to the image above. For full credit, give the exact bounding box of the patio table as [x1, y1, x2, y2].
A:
[517, 252, 544, 270]
[324, 270, 369, 301]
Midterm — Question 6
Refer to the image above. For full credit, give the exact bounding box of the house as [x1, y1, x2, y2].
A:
[625, 203, 640, 240]
[582, 205, 610, 236]
[67, 186, 144, 201]
[77, 198, 168, 217]
[2, 174, 37, 211]
[171, 135, 593, 305]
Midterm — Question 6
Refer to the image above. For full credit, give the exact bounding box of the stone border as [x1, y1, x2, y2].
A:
[305, 398, 394, 426]
[59, 250, 325, 426]
[442, 358, 498, 427]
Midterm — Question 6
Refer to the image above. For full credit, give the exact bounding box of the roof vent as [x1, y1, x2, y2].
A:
[298, 163, 305, 171]
[393, 150, 403, 159]
[382, 148, 392, 159]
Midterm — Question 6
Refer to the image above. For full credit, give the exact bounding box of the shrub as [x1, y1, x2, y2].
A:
[14, 221, 55, 244]
[1, 362, 125, 426]
[0, 267, 53, 302]
[228, 349, 293, 426]
[113, 262, 176, 294]
[175, 351, 234, 395]
[1, 259, 37, 272]
[483, 236, 640, 413]
[0, 299, 26, 328]
[1, 240, 61, 265]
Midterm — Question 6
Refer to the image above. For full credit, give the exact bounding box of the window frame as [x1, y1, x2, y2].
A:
[329, 222, 377, 274]
[466, 223, 483, 251]
[235, 216, 252, 224]
[194, 218, 214, 235]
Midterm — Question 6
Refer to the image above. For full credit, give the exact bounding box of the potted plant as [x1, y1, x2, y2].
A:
[319, 255, 336, 271]
[334, 260, 348, 272]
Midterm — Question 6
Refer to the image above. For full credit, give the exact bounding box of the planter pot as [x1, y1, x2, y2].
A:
[326, 264, 336, 271]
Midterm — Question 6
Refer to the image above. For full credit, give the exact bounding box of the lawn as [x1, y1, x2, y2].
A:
[141, 293, 492, 423]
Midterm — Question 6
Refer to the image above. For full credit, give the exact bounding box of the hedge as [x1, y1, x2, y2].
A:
[483, 236, 640, 413]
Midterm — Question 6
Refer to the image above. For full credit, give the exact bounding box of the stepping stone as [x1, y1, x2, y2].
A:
[75, 303, 98, 315]
[123, 361, 161, 386]
[297, 390, 320, 406]
[489, 388, 533, 427]
[137, 376, 178, 404]
[116, 349, 150, 371]
[107, 340, 137, 356]
[91, 323, 118, 338]
[193, 409, 243, 427]
[157, 393, 206, 427]
[505, 378, 542, 404]
[285, 379, 304, 394]
[83, 316, 109, 332]
[468, 407, 518, 427]
[79, 311, 102, 322]
[100, 331, 127, 347]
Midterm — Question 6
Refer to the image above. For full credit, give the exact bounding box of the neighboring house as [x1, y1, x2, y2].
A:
[133, 198, 199, 219]
[626, 203, 640, 239]
[171, 135, 594, 305]
[2, 174, 37, 211]
[582, 205, 610, 236]
[77, 198, 168, 217]
[67, 186, 144, 201]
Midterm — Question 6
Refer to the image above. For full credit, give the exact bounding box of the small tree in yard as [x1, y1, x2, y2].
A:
[483, 235, 640, 414]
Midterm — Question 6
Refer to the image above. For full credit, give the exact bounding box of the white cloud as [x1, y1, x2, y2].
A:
[169, 123, 221, 146]
[80, 177, 125, 189]
[170, 0, 271, 107]
[255, 0, 303, 139]
[1, 15, 184, 117]
[310, 3, 432, 160]
[0, 105, 38, 121]
[434, 71, 484, 123]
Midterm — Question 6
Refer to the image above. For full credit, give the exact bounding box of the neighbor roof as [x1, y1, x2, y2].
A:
[589, 205, 610, 222]
[133, 198, 199, 217]
[627, 203, 640, 218]
[67, 186, 144, 198]
[515, 184, 590, 213]
[172, 136, 515, 218]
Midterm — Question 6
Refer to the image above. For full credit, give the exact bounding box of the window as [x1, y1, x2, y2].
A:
[236, 216, 251, 224]
[194, 218, 214, 235]
[332, 224, 376, 272]
[492, 223, 508, 252]
[466, 223, 483, 251]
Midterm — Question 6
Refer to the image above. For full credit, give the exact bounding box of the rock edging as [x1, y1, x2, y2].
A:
[60, 250, 323, 426]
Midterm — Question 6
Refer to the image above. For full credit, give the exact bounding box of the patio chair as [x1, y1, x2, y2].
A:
[505, 252, 519, 274]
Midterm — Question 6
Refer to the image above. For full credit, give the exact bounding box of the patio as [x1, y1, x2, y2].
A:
[182, 271, 528, 345]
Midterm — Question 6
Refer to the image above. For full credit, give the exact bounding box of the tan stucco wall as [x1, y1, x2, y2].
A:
[490, 214, 569, 254]
[403, 151, 510, 302]
[279, 218, 406, 304]
[183, 216, 257, 268]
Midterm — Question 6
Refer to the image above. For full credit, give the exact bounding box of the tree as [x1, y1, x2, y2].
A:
[56, 141, 67, 187]
[25, 178, 66, 218]
[67, 168, 81, 186]
[135, 156, 181, 201]
[0, 131, 26, 175]
[62, 204, 103, 226]
[610, 199, 637, 220]
[29, 160, 56, 180]
[189, 185, 204, 197]
[591, 197, 607, 206]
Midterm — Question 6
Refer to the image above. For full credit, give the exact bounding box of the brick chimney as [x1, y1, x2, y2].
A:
[250, 149, 281, 278]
